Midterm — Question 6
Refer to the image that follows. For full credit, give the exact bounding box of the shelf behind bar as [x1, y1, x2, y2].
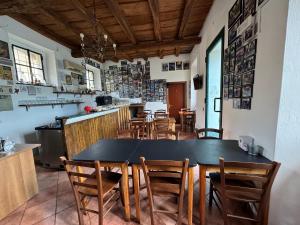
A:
[18, 102, 84, 111]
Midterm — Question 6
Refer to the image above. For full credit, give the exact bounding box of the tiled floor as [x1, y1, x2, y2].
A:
[0, 130, 243, 225]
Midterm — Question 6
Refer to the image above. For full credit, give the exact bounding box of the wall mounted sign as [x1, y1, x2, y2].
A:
[0, 95, 13, 111]
[0, 65, 13, 81]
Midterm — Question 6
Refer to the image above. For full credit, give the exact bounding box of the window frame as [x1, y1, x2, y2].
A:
[12, 44, 46, 83]
[86, 69, 95, 90]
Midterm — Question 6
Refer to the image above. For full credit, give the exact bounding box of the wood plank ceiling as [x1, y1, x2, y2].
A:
[0, 0, 214, 62]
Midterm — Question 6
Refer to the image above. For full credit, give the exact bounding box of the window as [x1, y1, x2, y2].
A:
[86, 70, 95, 90]
[12, 45, 45, 84]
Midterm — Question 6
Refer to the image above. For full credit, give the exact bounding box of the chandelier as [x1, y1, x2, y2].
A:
[79, 0, 116, 68]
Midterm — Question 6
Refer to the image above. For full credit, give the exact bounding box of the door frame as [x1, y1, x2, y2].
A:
[205, 27, 225, 130]
[167, 81, 187, 113]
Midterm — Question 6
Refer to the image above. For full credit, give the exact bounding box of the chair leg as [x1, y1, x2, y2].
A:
[119, 181, 125, 207]
[209, 180, 214, 209]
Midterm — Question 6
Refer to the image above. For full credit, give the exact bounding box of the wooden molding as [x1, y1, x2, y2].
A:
[148, 0, 161, 41]
[178, 0, 196, 39]
[175, 47, 181, 56]
[70, 0, 115, 44]
[103, 0, 136, 44]
[10, 13, 76, 49]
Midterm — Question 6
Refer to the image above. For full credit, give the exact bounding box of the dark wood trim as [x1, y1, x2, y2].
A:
[148, 0, 161, 41]
[103, 0, 136, 44]
[178, 0, 196, 39]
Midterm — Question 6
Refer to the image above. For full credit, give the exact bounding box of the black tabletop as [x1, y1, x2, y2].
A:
[73, 139, 271, 166]
[128, 140, 198, 166]
[73, 139, 140, 163]
[189, 139, 271, 166]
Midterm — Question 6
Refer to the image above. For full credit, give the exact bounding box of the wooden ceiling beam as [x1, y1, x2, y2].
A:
[178, 0, 196, 39]
[159, 49, 164, 59]
[175, 47, 180, 56]
[69, 0, 115, 44]
[103, 0, 136, 44]
[9, 13, 76, 49]
[72, 36, 201, 58]
[148, 0, 161, 41]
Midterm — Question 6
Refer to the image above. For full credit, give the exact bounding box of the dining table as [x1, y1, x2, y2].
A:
[73, 138, 271, 225]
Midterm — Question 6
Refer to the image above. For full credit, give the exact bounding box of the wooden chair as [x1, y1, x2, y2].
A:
[155, 130, 179, 140]
[117, 128, 139, 139]
[60, 157, 124, 225]
[140, 157, 189, 225]
[209, 158, 280, 225]
[130, 118, 147, 139]
[137, 111, 148, 119]
[154, 111, 169, 119]
[195, 128, 223, 139]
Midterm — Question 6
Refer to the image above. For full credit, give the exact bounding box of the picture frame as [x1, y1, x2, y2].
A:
[243, 71, 255, 85]
[235, 62, 244, 74]
[235, 35, 243, 50]
[224, 75, 229, 87]
[162, 63, 168, 72]
[228, 0, 243, 28]
[223, 87, 229, 100]
[176, 61, 183, 70]
[242, 85, 253, 97]
[183, 62, 190, 70]
[233, 98, 241, 109]
[0, 40, 10, 59]
[244, 39, 257, 58]
[65, 74, 73, 85]
[229, 73, 234, 85]
[0, 65, 13, 80]
[228, 19, 241, 44]
[234, 74, 242, 86]
[244, 24, 255, 43]
[169, 62, 175, 71]
[224, 61, 230, 75]
[234, 86, 242, 98]
[228, 86, 234, 98]
[235, 47, 245, 65]
[241, 97, 252, 110]
[229, 55, 236, 73]
[244, 0, 257, 20]
[244, 55, 256, 72]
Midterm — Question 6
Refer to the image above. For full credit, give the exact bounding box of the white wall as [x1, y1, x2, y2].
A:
[190, 0, 289, 159]
[105, 54, 191, 112]
[270, 0, 300, 224]
[0, 16, 98, 143]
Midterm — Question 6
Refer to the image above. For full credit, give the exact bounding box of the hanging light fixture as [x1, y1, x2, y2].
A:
[79, 0, 117, 68]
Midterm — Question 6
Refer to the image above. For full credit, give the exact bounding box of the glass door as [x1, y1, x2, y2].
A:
[205, 29, 224, 137]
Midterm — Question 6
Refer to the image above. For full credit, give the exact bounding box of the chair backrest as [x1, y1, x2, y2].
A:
[154, 118, 170, 132]
[60, 157, 103, 215]
[117, 128, 139, 139]
[155, 130, 179, 140]
[154, 111, 169, 119]
[137, 112, 148, 119]
[219, 158, 281, 224]
[130, 118, 146, 139]
[195, 128, 223, 139]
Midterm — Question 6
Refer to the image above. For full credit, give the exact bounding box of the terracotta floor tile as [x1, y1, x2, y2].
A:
[26, 185, 58, 209]
[0, 204, 26, 225]
[56, 192, 76, 213]
[34, 215, 55, 225]
[57, 181, 73, 196]
[20, 199, 56, 225]
[55, 206, 90, 225]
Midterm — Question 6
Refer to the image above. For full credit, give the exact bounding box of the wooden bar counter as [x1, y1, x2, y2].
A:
[0, 144, 39, 220]
[64, 105, 130, 159]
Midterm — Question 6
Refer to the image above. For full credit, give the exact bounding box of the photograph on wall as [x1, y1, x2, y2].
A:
[228, 0, 242, 28]
[229, 44, 236, 72]
[244, 0, 257, 19]
[228, 19, 241, 44]
[224, 75, 229, 87]
[242, 85, 253, 97]
[223, 88, 229, 100]
[162, 63, 168, 72]
[241, 98, 251, 110]
[235, 47, 244, 65]
[0, 40, 10, 59]
[233, 98, 241, 109]
[0, 65, 13, 80]
[228, 86, 234, 98]
[0, 95, 13, 111]
[224, 48, 230, 75]
[234, 74, 242, 86]
[169, 62, 175, 71]
[244, 24, 255, 43]
[244, 55, 256, 72]
[235, 36, 243, 50]
[243, 70, 255, 85]
[229, 73, 234, 85]
[244, 39, 257, 58]
[176, 61, 183, 70]
[183, 62, 190, 70]
[234, 86, 242, 98]
[65, 74, 73, 85]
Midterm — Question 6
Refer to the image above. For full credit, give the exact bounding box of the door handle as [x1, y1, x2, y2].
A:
[214, 97, 221, 113]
